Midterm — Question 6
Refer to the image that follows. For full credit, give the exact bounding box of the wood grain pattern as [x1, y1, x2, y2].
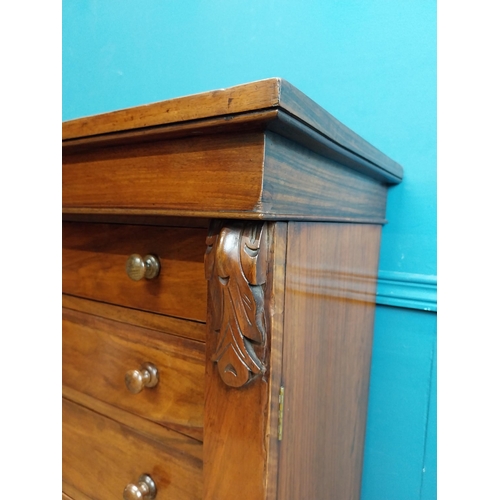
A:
[62, 206, 388, 223]
[63, 109, 278, 153]
[62, 398, 202, 500]
[62, 482, 92, 500]
[62, 294, 206, 343]
[279, 79, 403, 180]
[62, 492, 74, 500]
[62, 78, 280, 140]
[203, 222, 287, 499]
[263, 131, 387, 220]
[62, 222, 207, 322]
[262, 222, 287, 500]
[62, 78, 402, 183]
[62, 213, 211, 229]
[277, 222, 381, 500]
[63, 308, 204, 440]
[63, 128, 389, 222]
[268, 110, 402, 184]
[64, 385, 202, 457]
[205, 221, 269, 387]
[63, 133, 265, 212]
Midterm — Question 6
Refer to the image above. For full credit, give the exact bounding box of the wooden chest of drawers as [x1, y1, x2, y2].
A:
[62, 78, 403, 500]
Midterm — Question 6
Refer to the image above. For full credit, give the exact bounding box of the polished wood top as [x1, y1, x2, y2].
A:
[62, 78, 403, 183]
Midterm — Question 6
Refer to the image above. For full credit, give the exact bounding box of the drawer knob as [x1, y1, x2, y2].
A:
[123, 474, 157, 500]
[126, 254, 161, 281]
[125, 362, 159, 394]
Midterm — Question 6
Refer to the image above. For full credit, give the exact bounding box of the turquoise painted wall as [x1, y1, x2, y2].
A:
[63, 2, 436, 498]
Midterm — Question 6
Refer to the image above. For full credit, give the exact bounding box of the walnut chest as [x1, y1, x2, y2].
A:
[62, 78, 403, 500]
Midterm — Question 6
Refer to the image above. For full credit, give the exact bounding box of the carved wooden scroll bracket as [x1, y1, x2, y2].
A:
[205, 221, 269, 388]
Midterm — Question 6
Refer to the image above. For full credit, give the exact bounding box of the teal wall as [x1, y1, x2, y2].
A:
[63, 2, 436, 498]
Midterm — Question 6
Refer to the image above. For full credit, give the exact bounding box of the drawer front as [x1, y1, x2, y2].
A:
[62, 221, 207, 322]
[62, 133, 265, 213]
[62, 308, 204, 441]
[62, 398, 202, 500]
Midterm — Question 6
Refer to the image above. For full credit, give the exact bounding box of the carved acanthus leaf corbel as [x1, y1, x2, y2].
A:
[205, 221, 268, 388]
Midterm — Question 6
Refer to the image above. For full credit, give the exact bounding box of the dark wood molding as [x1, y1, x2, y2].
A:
[63, 80, 402, 222]
[205, 220, 269, 388]
[63, 78, 403, 184]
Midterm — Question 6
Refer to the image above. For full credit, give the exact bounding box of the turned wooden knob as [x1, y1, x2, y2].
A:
[125, 362, 159, 394]
[123, 474, 157, 500]
[126, 254, 161, 281]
